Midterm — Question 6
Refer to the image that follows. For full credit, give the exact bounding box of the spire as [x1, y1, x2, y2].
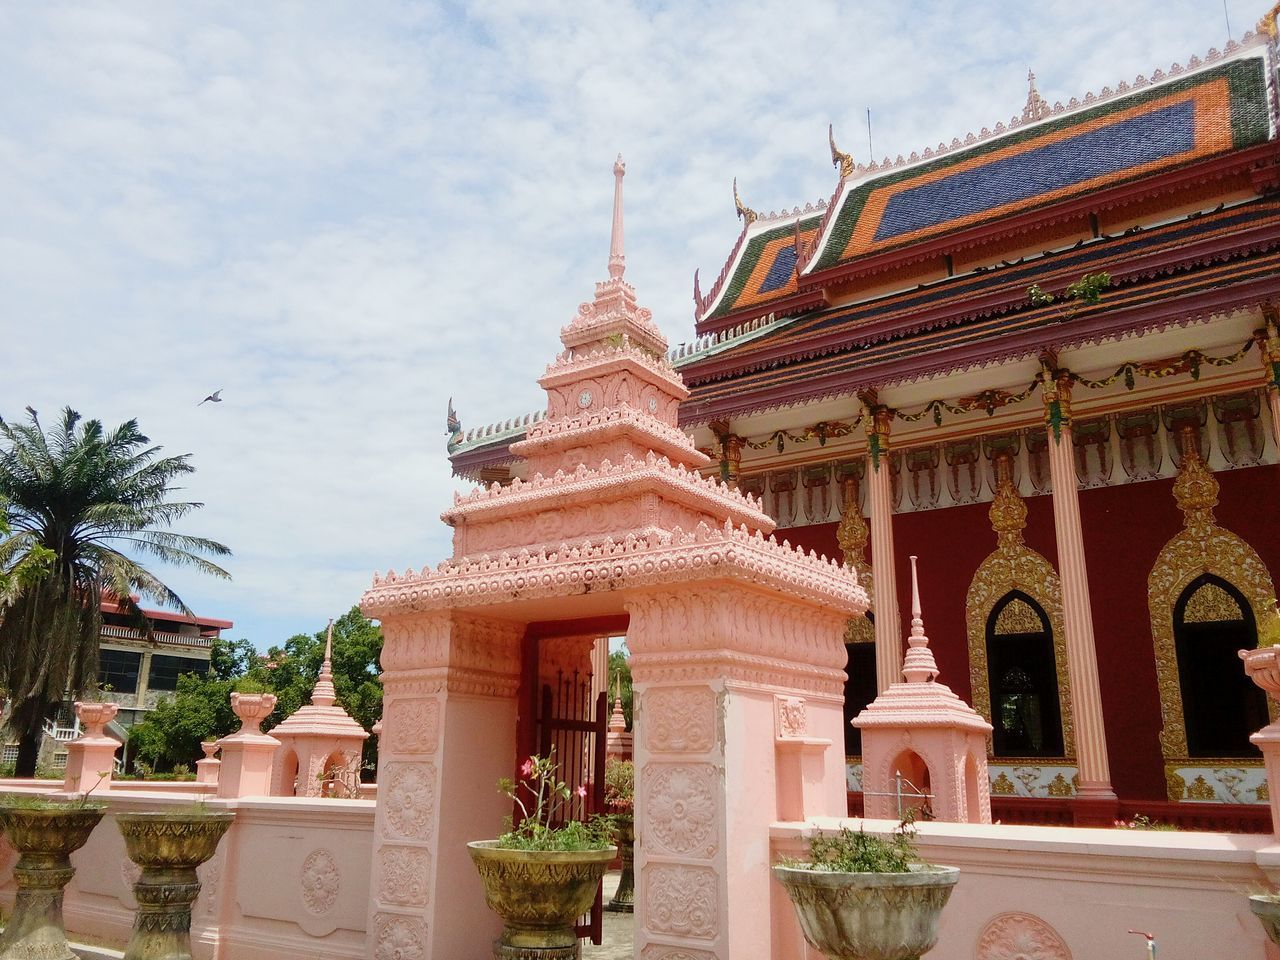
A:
[608, 154, 626, 279]
[1023, 69, 1050, 122]
[312, 619, 337, 707]
[901, 556, 940, 683]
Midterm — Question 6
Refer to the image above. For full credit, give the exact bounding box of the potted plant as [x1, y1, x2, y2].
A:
[0, 793, 106, 960]
[116, 804, 235, 960]
[468, 751, 616, 958]
[773, 818, 959, 960]
[1249, 891, 1280, 946]
[602, 757, 634, 913]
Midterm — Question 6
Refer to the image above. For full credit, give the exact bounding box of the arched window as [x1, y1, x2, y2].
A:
[986, 592, 1064, 757]
[1173, 574, 1268, 757]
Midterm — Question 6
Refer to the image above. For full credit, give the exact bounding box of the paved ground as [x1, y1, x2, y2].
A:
[581, 871, 634, 960]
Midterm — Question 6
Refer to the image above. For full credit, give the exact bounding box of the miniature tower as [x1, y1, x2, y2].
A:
[855, 556, 993, 823]
[604, 678, 632, 761]
[270, 620, 370, 797]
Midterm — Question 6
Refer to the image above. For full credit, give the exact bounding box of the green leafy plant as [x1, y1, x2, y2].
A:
[785, 818, 923, 873]
[495, 751, 614, 851]
[1027, 271, 1111, 318]
[603, 758, 633, 814]
[1113, 813, 1178, 831]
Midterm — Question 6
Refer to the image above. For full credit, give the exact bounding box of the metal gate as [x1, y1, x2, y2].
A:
[538, 669, 608, 943]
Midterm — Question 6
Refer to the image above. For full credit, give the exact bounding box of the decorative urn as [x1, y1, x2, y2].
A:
[773, 863, 960, 960]
[1250, 895, 1280, 946]
[605, 814, 634, 913]
[0, 801, 105, 960]
[467, 841, 616, 959]
[116, 810, 235, 960]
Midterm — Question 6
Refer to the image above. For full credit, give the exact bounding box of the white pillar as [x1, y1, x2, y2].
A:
[866, 405, 902, 694]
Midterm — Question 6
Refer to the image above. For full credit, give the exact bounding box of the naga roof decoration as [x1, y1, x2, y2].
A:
[695, 34, 1275, 329]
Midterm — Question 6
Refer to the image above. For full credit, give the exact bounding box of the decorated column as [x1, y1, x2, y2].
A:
[60, 701, 119, 794]
[1260, 309, 1280, 453]
[215, 692, 279, 799]
[865, 401, 902, 693]
[1241, 646, 1280, 836]
[1041, 367, 1116, 814]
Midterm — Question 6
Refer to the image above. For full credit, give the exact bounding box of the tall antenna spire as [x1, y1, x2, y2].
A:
[608, 154, 626, 279]
[312, 618, 337, 707]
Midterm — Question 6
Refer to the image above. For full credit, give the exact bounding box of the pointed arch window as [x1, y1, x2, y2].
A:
[986, 592, 1064, 758]
[1173, 574, 1268, 758]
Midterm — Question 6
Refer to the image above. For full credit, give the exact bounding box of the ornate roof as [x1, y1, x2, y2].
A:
[695, 36, 1275, 331]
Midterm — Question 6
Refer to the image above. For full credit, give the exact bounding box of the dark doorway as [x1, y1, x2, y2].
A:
[843, 634, 877, 757]
[986, 592, 1064, 758]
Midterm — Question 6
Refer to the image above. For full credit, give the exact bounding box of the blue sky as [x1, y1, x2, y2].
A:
[1, 1, 1268, 647]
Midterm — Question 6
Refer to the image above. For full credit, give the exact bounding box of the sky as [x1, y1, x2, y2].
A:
[1, 0, 1269, 648]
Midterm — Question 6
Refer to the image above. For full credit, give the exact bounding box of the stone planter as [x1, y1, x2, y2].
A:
[1250, 895, 1280, 945]
[773, 863, 960, 960]
[605, 815, 634, 913]
[0, 803, 105, 960]
[116, 810, 234, 960]
[467, 840, 617, 959]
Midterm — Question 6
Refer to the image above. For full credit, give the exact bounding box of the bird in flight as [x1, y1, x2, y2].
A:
[197, 389, 223, 406]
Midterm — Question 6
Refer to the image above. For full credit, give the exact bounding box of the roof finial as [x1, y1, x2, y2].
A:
[608, 154, 626, 279]
[1023, 69, 1050, 122]
[901, 556, 940, 683]
[828, 123, 855, 179]
[312, 618, 337, 707]
[733, 177, 758, 224]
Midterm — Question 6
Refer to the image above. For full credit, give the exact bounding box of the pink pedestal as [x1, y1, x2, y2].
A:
[216, 693, 280, 799]
[195, 742, 221, 785]
[61, 702, 120, 795]
[1243, 648, 1280, 837]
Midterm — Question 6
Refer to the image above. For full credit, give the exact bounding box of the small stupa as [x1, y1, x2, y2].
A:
[271, 620, 370, 797]
[605, 678, 633, 760]
[854, 556, 993, 823]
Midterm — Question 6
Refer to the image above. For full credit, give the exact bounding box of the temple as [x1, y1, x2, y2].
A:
[448, 29, 1280, 827]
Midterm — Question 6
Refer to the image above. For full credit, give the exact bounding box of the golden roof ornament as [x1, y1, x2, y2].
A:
[1259, 2, 1280, 40]
[1172, 427, 1218, 534]
[989, 455, 1028, 551]
[828, 124, 856, 179]
[733, 177, 758, 224]
[836, 498, 869, 562]
[1023, 69, 1051, 122]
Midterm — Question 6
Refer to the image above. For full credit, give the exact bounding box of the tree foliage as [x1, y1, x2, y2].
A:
[0, 408, 230, 775]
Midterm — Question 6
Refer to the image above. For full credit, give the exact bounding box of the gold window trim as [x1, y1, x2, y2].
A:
[1148, 443, 1276, 793]
[966, 470, 1075, 760]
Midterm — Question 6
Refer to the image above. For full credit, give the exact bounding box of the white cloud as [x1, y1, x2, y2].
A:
[0, 0, 1263, 642]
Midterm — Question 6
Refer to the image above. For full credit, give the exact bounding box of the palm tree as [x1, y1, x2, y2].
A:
[0, 408, 231, 776]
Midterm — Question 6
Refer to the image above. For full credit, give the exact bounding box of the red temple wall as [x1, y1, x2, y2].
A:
[777, 461, 1280, 801]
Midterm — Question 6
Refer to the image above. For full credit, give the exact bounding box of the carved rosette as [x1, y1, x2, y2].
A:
[976, 912, 1071, 960]
[966, 474, 1075, 759]
[300, 849, 341, 916]
[775, 696, 807, 739]
[373, 913, 427, 960]
[642, 688, 717, 754]
[382, 763, 438, 841]
[378, 846, 432, 907]
[644, 764, 719, 857]
[645, 864, 718, 940]
[1148, 447, 1277, 780]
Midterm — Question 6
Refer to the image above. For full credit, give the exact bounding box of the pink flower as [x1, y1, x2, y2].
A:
[576, 785, 587, 798]
[520, 759, 534, 778]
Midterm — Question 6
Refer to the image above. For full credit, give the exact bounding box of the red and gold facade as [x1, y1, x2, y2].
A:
[452, 31, 1280, 827]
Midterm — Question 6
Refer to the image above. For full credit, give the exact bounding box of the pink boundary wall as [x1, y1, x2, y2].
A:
[771, 817, 1280, 960]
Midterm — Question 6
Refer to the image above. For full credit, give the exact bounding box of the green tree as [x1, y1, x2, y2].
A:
[0, 500, 54, 604]
[0, 408, 230, 776]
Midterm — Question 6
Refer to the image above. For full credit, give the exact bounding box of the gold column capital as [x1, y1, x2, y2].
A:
[861, 397, 894, 472]
[1040, 361, 1074, 442]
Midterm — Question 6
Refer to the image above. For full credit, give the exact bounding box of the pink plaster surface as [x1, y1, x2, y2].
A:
[61, 701, 121, 795]
[216, 692, 281, 799]
[1242, 646, 1280, 837]
[855, 557, 992, 824]
[771, 818, 1280, 960]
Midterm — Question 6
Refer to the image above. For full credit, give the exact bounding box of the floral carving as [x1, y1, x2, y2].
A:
[300, 849, 340, 916]
[379, 846, 432, 907]
[386, 699, 440, 756]
[643, 687, 717, 754]
[645, 864, 717, 940]
[640, 948, 717, 960]
[775, 696, 807, 739]
[977, 912, 1071, 960]
[645, 764, 718, 857]
[373, 914, 426, 960]
[383, 763, 437, 840]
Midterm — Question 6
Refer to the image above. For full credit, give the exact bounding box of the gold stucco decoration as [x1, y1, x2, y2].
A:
[1257, 781, 1270, 802]
[990, 772, 1016, 795]
[1046, 773, 1074, 797]
[1182, 580, 1244, 623]
[837, 496, 875, 646]
[1165, 768, 1187, 801]
[994, 597, 1043, 636]
[1186, 775, 1217, 801]
[966, 461, 1075, 759]
[1148, 434, 1276, 791]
